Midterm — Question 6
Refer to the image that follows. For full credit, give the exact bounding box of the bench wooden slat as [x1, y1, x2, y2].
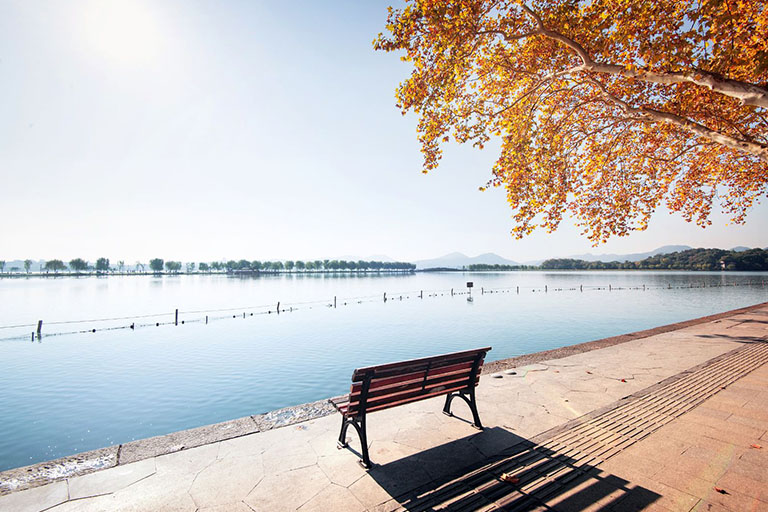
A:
[351, 347, 491, 382]
[350, 360, 476, 394]
[362, 382, 474, 414]
[349, 368, 472, 402]
[347, 374, 479, 414]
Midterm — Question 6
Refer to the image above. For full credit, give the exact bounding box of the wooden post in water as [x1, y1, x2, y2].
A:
[36, 320, 43, 339]
[383, 292, 387, 302]
[451, 288, 454, 296]
[580, 285, 582, 292]
[175, 309, 179, 326]
[420, 290, 423, 299]
[643, 284, 646, 291]
[516, 286, 519, 294]
[545, 285, 547, 293]
[481, 287, 484, 295]
[276, 301, 280, 314]
[205, 315, 208, 324]
[609, 284, 612, 291]
[334, 296, 337, 308]
[243, 312, 246, 318]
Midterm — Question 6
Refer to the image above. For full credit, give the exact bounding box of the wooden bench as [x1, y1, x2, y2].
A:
[330, 347, 492, 468]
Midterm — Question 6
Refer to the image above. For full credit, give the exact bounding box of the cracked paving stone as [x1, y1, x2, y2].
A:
[245, 464, 330, 511]
[189, 453, 264, 509]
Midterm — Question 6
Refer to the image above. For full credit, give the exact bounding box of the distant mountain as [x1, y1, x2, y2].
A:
[415, 252, 518, 270]
[559, 245, 693, 263]
[730, 246, 751, 252]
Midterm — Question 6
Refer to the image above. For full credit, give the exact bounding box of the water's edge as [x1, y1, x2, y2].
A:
[2, 300, 766, 496]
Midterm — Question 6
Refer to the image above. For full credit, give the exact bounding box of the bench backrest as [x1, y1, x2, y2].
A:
[346, 347, 491, 417]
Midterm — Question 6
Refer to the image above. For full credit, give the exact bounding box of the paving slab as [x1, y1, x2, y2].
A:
[0, 480, 68, 512]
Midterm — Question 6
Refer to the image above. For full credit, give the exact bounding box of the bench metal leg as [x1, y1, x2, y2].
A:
[337, 415, 371, 469]
[443, 389, 484, 430]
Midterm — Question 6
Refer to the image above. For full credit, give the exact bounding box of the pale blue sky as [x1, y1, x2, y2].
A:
[1, 0, 765, 263]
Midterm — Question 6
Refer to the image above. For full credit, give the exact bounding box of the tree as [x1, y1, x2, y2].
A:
[186, 262, 196, 273]
[285, 260, 295, 271]
[376, 0, 768, 243]
[69, 258, 88, 272]
[165, 261, 181, 272]
[45, 259, 67, 273]
[24, 259, 32, 273]
[95, 257, 110, 272]
[118, 260, 125, 273]
[199, 262, 210, 272]
[136, 261, 145, 273]
[149, 258, 164, 272]
[295, 260, 305, 271]
[0, 260, 4, 273]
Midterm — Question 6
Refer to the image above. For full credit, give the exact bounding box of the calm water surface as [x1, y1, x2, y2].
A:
[0, 271, 766, 471]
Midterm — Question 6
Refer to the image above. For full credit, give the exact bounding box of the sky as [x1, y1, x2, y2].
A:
[1, 0, 766, 264]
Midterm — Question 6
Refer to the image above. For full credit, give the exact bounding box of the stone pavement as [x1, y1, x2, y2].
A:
[1, 304, 767, 512]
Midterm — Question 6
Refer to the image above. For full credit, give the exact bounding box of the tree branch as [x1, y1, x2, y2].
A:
[586, 77, 768, 160]
[518, 4, 768, 108]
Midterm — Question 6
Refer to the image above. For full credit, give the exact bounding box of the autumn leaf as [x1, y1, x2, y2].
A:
[500, 473, 520, 484]
[751, 444, 763, 449]
[375, 0, 768, 243]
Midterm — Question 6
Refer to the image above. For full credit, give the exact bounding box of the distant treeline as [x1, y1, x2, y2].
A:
[0, 258, 416, 275]
[539, 248, 768, 271]
[466, 264, 537, 271]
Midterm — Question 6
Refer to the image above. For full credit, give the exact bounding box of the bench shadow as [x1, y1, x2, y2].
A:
[365, 427, 661, 511]
[695, 333, 767, 342]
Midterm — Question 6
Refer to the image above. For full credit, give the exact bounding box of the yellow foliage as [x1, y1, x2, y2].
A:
[375, 0, 768, 243]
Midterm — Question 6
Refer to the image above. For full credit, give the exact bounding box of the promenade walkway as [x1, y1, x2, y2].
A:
[1, 304, 766, 512]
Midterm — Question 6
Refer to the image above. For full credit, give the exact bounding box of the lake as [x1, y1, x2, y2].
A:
[0, 271, 766, 471]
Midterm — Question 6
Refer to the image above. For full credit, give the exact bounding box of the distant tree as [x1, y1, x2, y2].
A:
[149, 258, 164, 272]
[117, 260, 125, 273]
[225, 260, 237, 271]
[10, 266, 20, 273]
[285, 260, 295, 271]
[165, 261, 181, 273]
[95, 258, 110, 272]
[45, 259, 67, 273]
[135, 261, 145, 273]
[305, 261, 315, 270]
[270, 261, 284, 271]
[251, 260, 262, 271]
[0, 260, 4, 273]
[186, 262, 196, 273]
[237, 259, 251, 270]
[210, 261, 221, 272]
[198, 262, 209, 272]
[24, 259, 32, 273]
[295, 260, 305, 271]
[323, 260, 330, 271]
[69, 258, 88, 272]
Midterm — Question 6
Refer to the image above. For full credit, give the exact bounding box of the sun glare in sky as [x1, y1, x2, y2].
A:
[77, 0, 162, 65]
